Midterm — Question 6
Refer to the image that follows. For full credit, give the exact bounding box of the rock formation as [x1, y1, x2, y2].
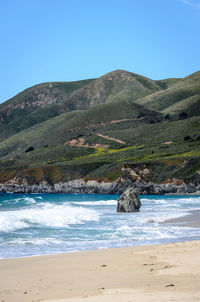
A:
[0, 176, 200, 194]
[117, 187, 141, 212]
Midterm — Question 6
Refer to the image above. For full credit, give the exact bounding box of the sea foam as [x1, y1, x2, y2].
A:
[1, 193, 200, 258]
[72, 199, 117, 206]
[0, 202, 100, 233]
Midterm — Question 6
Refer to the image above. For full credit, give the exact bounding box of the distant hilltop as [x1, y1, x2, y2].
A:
[0, 69, 200, 194]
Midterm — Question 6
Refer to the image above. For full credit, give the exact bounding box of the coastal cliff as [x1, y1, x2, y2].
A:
[1, 165, 200, 194]
[1, 178, 199, 195]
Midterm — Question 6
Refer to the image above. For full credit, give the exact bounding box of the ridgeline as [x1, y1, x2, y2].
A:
[0, 70, 200, 194]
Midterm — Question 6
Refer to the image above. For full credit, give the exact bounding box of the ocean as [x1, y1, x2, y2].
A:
[0, 193, 200, 259]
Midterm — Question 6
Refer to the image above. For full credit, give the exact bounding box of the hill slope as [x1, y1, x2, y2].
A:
[135, 71, 200, 119]
[0, 69, 200, 194]
[0, 79, 95, 142]
[0, 70, 162, 142]
[0, 100, 162, 160]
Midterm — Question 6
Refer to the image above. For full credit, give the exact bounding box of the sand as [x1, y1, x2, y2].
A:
[164, 209, 200, 228]
[0, 240, 200, 302]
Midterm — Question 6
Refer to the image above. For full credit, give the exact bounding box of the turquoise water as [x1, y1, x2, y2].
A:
[0, 193, 200, 258]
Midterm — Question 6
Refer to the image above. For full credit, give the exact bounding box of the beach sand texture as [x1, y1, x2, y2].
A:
[0, 240, 200, 302]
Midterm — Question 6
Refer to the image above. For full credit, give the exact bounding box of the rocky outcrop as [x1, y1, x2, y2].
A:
[117, 188, 141, 212]
[0, 179, 125, 194]
[54, 180, 124, 194]
[0, 177, 200, 194]
[0, 164, 200, 194]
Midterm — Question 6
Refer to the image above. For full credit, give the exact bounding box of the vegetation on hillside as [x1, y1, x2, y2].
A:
[0, 69, 200, 186]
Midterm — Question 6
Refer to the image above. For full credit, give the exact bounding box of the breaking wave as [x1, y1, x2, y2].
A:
[0, 202, 100, 233]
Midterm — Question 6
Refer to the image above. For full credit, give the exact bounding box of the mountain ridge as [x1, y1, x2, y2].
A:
[0, 69, 164, 142]
[0, 69, 200, 194]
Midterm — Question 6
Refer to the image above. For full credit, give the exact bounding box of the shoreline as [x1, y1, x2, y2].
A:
[163, 209, 200, 228]
[2, 206, 200, 261]
[0, 240, 200, 302]
[2, 237, 200, 261]
[1, 193, 200, 260]
[1, 191, 200, 196]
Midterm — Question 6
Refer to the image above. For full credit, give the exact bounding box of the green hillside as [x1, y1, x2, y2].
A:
[0, 79, 95, 142]
[162, 95, 200, 118]
[135, 71, 200, 118]
[0, 100, 162, 159]
[0, 70, 163, 142]
[0, 69, 200, 189]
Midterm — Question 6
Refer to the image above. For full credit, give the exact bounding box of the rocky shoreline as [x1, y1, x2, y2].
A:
[1, 177, 200, 195]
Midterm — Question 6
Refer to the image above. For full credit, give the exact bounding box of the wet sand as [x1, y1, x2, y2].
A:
[164, 209, 200, 228]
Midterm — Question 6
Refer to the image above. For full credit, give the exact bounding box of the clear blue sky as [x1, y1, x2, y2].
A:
[0, 0, 200, 103]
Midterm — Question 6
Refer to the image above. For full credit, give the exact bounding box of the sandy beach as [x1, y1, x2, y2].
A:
[0, 240, 200, 302]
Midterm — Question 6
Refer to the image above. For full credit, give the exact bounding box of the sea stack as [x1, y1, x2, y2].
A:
[117, 187, 141, 212]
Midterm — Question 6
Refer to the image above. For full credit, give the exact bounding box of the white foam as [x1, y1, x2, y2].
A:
[72, 199, 117, 206]
[116, 225, 132, 231]
[7, 237, 64, 245]
[114, 224, 200, 242]
[139, 211, 189, 224]
[142, 196, 200, 205]
[0, 203, 100, 233]
[1, 194, 200, 258]
[23, 197, 37, 204]
[141, 198, 168, 204]
[14, 197, 37, 205]
[177, 197, 200, 203]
